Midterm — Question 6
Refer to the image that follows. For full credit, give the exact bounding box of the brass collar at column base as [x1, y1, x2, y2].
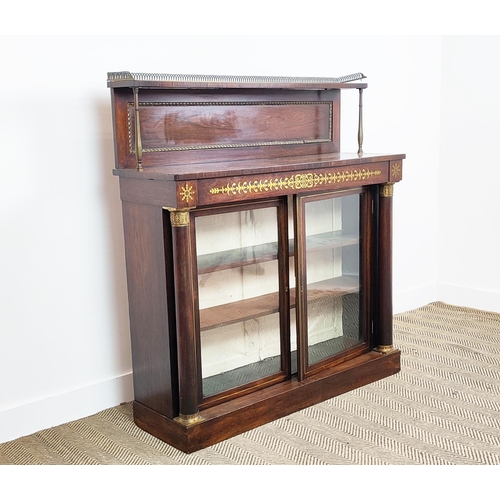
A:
[374, 345, 396, 354]
[174, 413, 205, 427]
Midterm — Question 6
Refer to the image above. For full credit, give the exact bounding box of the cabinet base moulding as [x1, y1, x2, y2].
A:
[133, 349, 400, 453]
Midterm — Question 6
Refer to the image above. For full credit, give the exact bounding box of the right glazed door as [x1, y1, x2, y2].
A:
[294, 187, 373, 380]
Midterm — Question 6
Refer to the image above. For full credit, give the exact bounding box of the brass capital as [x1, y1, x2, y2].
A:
[163, 207, 191, 227]
[380, 183, 394, 198]
[170, 211, 190, 227]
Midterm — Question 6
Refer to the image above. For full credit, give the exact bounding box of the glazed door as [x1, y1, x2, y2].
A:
[294, 188, 372, 380]
[192, 198, 290, 409]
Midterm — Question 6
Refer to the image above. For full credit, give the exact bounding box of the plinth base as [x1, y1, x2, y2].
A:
[133, 349, 400, 453]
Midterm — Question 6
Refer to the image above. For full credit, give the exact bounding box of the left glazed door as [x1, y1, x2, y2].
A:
[191, 198, 290, 409]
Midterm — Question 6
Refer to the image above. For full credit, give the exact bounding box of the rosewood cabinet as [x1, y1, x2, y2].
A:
[107, 71, 405, 453]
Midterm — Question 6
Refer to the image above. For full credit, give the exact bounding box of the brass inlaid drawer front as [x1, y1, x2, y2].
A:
[199, 165, 385, 203]
[127, 101, 333, 153]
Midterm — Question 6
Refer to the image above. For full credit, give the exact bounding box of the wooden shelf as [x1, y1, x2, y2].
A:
[197, 241, 279, 274]
[200, 275, 359, 331]
[197, 230, 359, 274]
[200, 290, 280, 331]
[304, 231, 359, 252]
[305, 275, 359, 301]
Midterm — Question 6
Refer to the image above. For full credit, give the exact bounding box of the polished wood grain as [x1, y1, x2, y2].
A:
[135, 101, 332, 149]
[121, 202, 178, 418]
[110, 89, 341, 168]
[112, 153, 402, 181]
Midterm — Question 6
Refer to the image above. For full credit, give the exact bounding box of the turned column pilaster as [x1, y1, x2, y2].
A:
[376, 183, 395, 353]
[167, 208, 203, 425]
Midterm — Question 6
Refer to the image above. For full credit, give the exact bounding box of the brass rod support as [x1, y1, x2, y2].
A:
[133, 88, 143, 172]
[357, 88, 364, 156]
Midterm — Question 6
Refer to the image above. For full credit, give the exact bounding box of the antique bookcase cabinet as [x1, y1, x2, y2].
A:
[107, 71, 405, 453]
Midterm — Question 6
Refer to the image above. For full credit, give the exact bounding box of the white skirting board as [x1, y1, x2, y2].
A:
[0, 373, 134, 444]
[436, 283, 500, 315]
[393, 283, 500, 315]
[393, 283, 438, 315]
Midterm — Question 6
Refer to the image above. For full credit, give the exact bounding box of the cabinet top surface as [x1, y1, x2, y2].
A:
[107, 71, 368, 90]
[112, 152, 406, 181]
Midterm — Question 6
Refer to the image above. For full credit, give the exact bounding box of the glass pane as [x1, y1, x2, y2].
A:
[195, 206, 282, 398]
[304, 193, 361, 366]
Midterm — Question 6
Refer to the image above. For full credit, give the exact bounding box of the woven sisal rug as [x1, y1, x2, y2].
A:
[1, 301, 500, 465]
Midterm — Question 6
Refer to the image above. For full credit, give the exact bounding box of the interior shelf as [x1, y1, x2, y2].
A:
[199, 275, 359, 331]
[197, 230, 359, 274]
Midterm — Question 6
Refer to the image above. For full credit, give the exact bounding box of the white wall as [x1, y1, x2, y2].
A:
[438, 36, 500, 313]
[0, 35, 450, 443]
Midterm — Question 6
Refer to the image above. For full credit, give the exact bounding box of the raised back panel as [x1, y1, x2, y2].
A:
[111, 88, 340, 168]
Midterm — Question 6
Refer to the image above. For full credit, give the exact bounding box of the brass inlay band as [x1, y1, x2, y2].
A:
[168, 210, 190, 227]
[174, 412, 205, 427]
[133, 88, 143, 172]
[143, 138, 330, 153]
[380, 183, 394, 197]
[137, 100, 331, 108]
[375, 345, 396, 354]
[209, 168, 382, 196]
[127, 101, 333, 153]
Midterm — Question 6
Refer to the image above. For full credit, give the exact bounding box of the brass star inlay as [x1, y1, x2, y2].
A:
[180, 183, 195, 203]
[391, 163, 401, 178]
[391, 162, 401, 179]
